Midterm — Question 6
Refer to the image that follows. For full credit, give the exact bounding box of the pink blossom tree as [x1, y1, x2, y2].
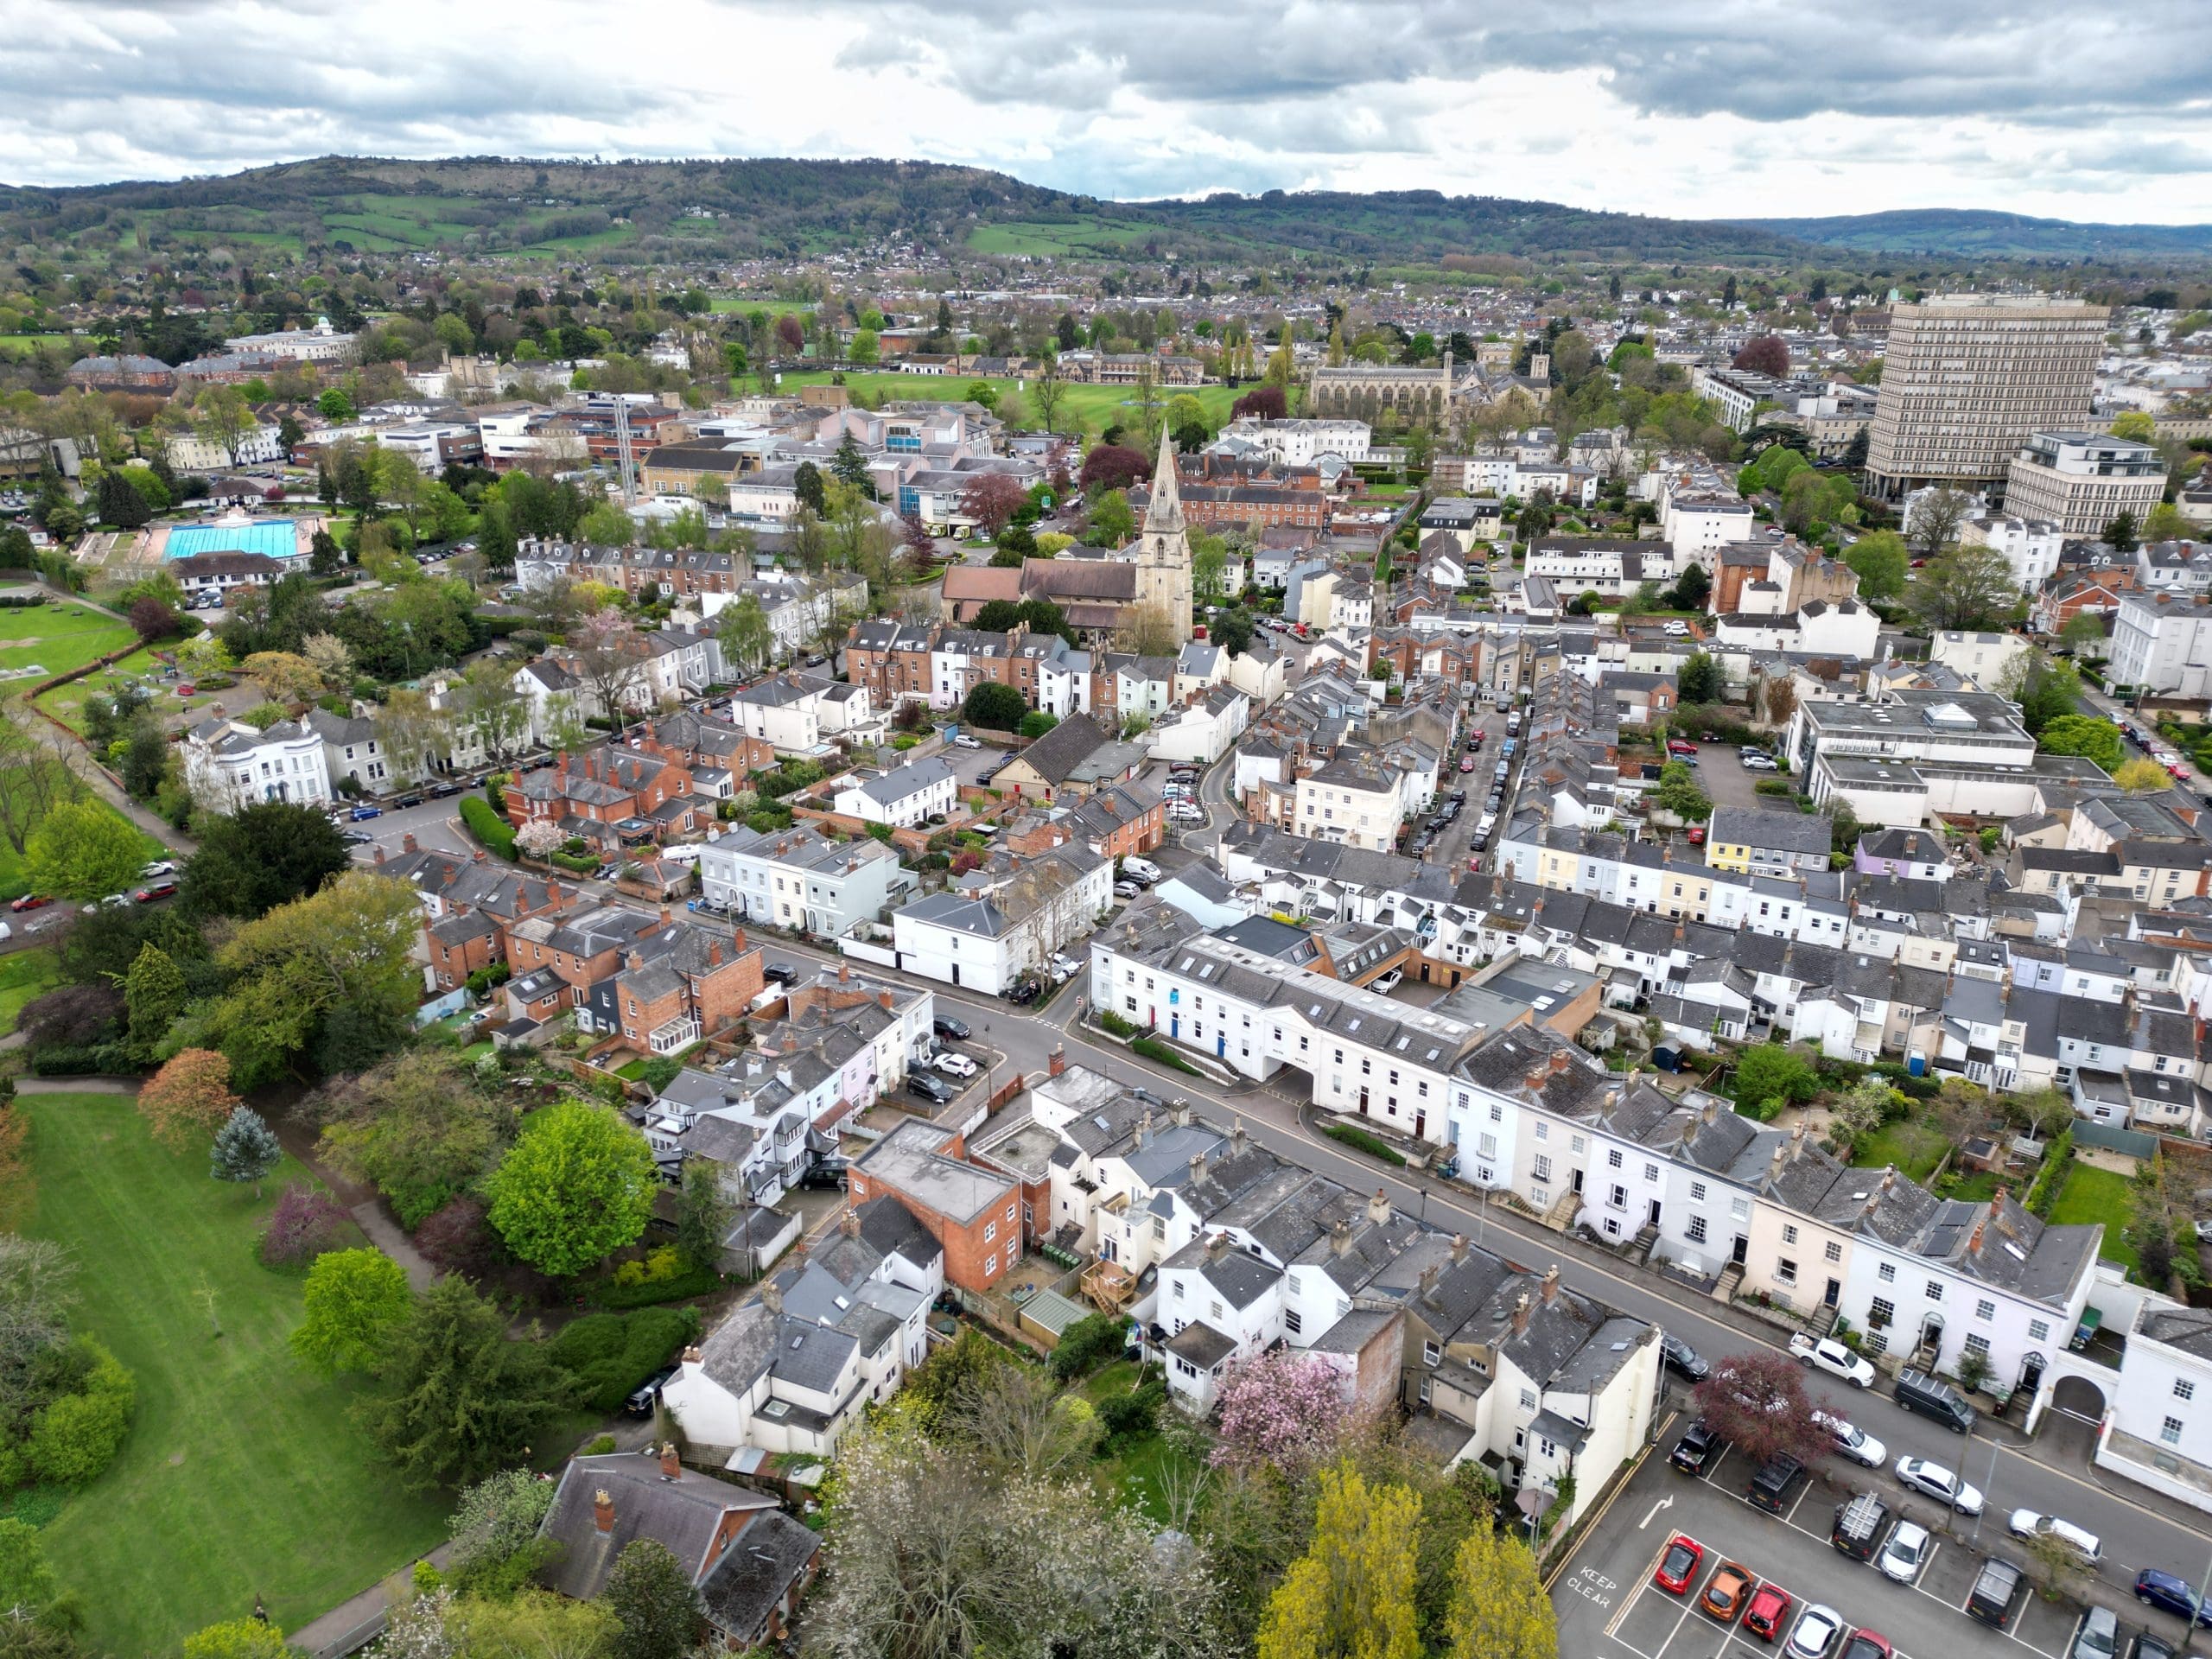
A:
[1209, 1350, 1350, 1476]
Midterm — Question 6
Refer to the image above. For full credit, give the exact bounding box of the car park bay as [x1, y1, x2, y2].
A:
[1555, 1412, 2142, 1659]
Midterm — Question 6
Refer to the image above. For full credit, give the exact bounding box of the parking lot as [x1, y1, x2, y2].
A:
[1554, 1413, 2182, 1659]
[1688, 742, 1782, 816]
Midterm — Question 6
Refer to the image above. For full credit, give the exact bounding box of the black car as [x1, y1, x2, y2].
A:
[1662, 1333, 1710, 1382]
[1669, 1420, 1724, 1475]
[1008, 979, 1042, 1006]
[391, 793, 425, 810]
[907, 1073, 957, 1104]
[762, 962, 800, 987]
[625, 1365, 677, 1417]
[801, 1158, 849, 1191]
[427, 781, 463, 799]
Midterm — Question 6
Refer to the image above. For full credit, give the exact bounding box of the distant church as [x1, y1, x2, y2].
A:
[1306, 350, 1460, 423]
[1134, 428, 1195, 645]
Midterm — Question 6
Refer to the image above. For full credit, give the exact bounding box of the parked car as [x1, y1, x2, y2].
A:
[933, 1052, 979, 1079]
[1700, 1560, 1753, 1620]
[624, 1366, 677, 1417]
[952, 734, 982, 749]
[906, 1073, 956, 1105]
[1661, 1332, 1710, 1382]
[1785, 1605, 1845, 1659]
[934, 1015, 970, 1041]
[135, 880, 178, 903]
[1893, 1456, 1982, 1514]
[2006, 1511, 2101, 1566]
[762, 962, 800, 987]
[340, 831, 376, 847]
[1113, 880, 1142, 900]
[1669, 1420, 1724, 1475]
[8, 894, 48, 913]
[1007, 979, 1041, 1006]
[1742, 1583, 1793, 1643]
[1876, 1519, 1930, 1585]
[1837, 1634, 1892, 1659]
[800, 1158, 849, 1191]
[2128, 1634, 2179, 1659]
[1457, 753, 1478, 774]
[1667, 738, 1699, 757]
[391, 792, 425, 810]
[1744, 753, 1780, 771]
[1654, 1535, 1703, 1595]
[350, 804, 383, 821]
[1791, 1333, 1877, 1388]
[2134, 1568, 2212, 1626]
[1050, 951, 1082, 979]
[141, 860, 177, 879]
[2072, 1607, 2119, 1659]
[1810, 1411, 1885, 1467]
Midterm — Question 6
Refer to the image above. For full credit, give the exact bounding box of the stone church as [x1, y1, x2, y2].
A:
[1134, 428, 1195, 645]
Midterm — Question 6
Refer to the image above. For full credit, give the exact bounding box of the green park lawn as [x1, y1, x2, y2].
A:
[0, 947, 60, 1034]
[0, 601, 137, 684]
[776, 371, 1245, 437]
[22, 1096, 447, 1653]
[2047, 1163, 2139, 1271]
[31, 640, 224, 736]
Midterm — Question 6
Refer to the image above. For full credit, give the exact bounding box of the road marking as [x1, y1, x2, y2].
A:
[1643, 1496, 1675, 1529]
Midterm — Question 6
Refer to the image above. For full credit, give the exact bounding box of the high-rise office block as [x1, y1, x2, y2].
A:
[1864, 295, 2108, 499]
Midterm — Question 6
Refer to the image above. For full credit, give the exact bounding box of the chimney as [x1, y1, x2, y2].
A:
[1047, 1045, 1066, 1078]
[1205, 1231, 1230, 1261]
[1136, 1109, 1154, 1147]
[593, 1490, 614, 1534]
[841, 1207, 860, 1240]
[1968, 1220, 1986, 1256]
[838, 961, 849, 984]
[1329, 1218, 1355, 1256]
[658, 1441, 681, 1480]
[1700, 1097, 1719, 1128]
[1510, 1292, 1532, 1336]
[732, 928, 747, 957]
[1548, 1049, 1571, 1075]
[1189, 1151, 1209, 1185]
[761, 1277, 783, 1315]
[1173, 1099, 1192, 1128]
[681, 1344, 702, 1364]
[472, 848, 486, 863]
[1450, 1232, 1469, 1264]
[403, 832, 418, 854]
[658, 906, 672, 927]
[1367, 1187, 1390, 1227]
[1541, 1263, 1560, 1306]
[626, 950, 643, 972]
[708, 942, 721, 966]
[372, 845, 385, 866]
[1230, 1118, 1247, 1158]
[1991, 1187, 2008, 1219]
[1767, 1141, 1789, 1182]
[877, 991, 894, 1011]
[1417, 1262, 1441, 1306]
[558, 750, 570, 776]
[1523, 1068, 1550, 1095]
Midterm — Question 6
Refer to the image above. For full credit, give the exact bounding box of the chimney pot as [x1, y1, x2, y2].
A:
[841, 1207, 860, 1240]
[1450, 1232, 1468, 1263]
[1047, 1045, 1066, 1078]
[681, 1344, 702, 1363]
[658, 1441, 681, 1480]
[1541, 1263, 1560, 1306]
[1367, 1187, 1390, 1226]
[593, 1489, 614, 1533]
[1511, 1292, 1532, 1336]
[372, 845, 385, 865]
[658, 906, 671, 927]
[403, 832, 418, 854]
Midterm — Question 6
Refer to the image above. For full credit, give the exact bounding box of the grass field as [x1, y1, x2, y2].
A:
[0, 335, 69, 359]
[23, 1096, 448, 1654]
[1848, 1120, 1949, 1183]
[2048, 1163, 2139, 1271]
[778, 371, 1244, 437]
[0, 601, 137, 684]
[965, 219, 1179, 257]
[0, 947, 60, 1034]
[33, 641, 223, 736]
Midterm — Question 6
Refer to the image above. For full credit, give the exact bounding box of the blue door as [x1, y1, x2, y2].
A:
[1170, 1014, 1179, 1039]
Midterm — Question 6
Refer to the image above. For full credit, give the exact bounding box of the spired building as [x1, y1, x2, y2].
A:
[1136, 428, 1196, 645]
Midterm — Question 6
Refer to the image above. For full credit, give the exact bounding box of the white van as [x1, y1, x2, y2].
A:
[1122, 857, 1161, 883]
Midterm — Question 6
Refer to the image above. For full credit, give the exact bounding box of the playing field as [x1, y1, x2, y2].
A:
[0, 600, 137, 683]
[776, 371, 1246, 436]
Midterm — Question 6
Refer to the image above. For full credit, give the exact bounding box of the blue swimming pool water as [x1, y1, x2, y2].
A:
[162, 521, 298, 561]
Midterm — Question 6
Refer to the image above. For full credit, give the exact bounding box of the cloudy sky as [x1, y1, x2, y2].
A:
[4, 0, 2209, 222]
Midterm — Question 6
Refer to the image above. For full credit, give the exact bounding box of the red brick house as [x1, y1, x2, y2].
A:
[846, 1118, 1023, 1293]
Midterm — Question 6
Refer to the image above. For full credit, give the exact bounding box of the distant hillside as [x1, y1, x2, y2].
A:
[0, 154, 1810, 268]
[1736, 208, 2212, 260]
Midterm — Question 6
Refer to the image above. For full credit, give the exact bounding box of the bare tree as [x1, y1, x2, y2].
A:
[1032, 352, 1067, 435]
[0, 715, 91, 858]
[1907, 486, 1973, 557]
[565, 608, 652, 728]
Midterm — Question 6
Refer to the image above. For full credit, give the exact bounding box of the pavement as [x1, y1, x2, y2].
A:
[289, 1543, 456, 1659]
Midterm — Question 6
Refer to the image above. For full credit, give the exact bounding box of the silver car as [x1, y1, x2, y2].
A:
[1877, 1519, 1930, 1584]
[1811, 1410, 1885, 1468]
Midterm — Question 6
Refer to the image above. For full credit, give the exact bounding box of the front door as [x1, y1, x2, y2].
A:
[1824, 1278, 1841, 1308]
[1646, 1199, 1662, 1229]
[1732, 1234, 1749, 1265]
[1413, 1109, 1427, 1141]
[1571, 1168, 1585, 1194]
[1357, 1086, 1370, 1116]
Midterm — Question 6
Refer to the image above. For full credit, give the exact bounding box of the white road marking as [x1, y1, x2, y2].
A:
[1643, 1496, 1675, 1529]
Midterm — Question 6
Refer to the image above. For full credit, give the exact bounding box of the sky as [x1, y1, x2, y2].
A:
[3, 0, 2210, 223]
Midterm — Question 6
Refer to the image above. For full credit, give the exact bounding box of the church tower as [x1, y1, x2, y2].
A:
[1134, 427, 1194, 645]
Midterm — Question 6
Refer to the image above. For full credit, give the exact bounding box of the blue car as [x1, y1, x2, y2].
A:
[350, 804, 382, 822]
[2136, 1568, 2212, 1627]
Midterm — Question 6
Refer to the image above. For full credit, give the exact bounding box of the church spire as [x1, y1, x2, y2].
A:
[1143, 424, 1185, 536]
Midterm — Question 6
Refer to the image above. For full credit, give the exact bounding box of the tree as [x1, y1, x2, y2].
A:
[1232, 385, 1288, 421]
[1732, 336, 1791, 378]
[138, 1049, 239, 1150]
[958, 474, 1027, 539]
[2059, 611, 2108, 655]
[1442, 1523, 1556, 1659]
[1690, 1351, 1832, 1470]
[830, 430, 874, 495]
[239, 651, 326, 707]
[1019, 709, 1058, 739]
[0, 1522, 58, 1616]
[1669, 563, 1711, 613]
[566, 608, 652, 729]
[2020, 1527, 2092, 1604]
[24, 802, 147, 901]
[1650, 760, 1711, 823]
[182, 800, 350, 920]
[318, 389, 355, 423]
[181, 1623, 290, 1659]
[485, 1101, 656, 1278]
[1843, 530, 1909, 601]
[1078, 444, 1149, 494]
[448, 1468, 559, 1598]
[1677, 652, 1723, 705]
[2101, 510, 2140, 552]
[95, 467, 150, 531]
[2038, 714, 2125, 771]
[126, 594, 178, 642]
[210, 1106, 283, 1196]
[673, 1159, 734, 1275]
[293, 1247, 412, 1374]
[793, 461, 826, 515]
[1192, 539, 1229, 602]
[963, 681, 1028, 733]
[1733, 1044, 1821, 1119]
[1906, 486, 1972, 556]
[605, 1540, 700, 1659]
[2113, 757, 2172, 791]
[1210, 1350, 1350, 1477]
[1906, 542, 2019, 632]
[361, 1274, 572, 1491]
[123, 941, 188, 1059]
[1258, 1461, 1421, 1659]
[2144, 502, 2190, 544]
[1084, 489, 1135, 547]
[1211, 608, 1255, 657]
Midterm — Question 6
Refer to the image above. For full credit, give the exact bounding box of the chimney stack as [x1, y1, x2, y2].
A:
[1541, 1263, 1560, 1306]
[1450, 1232, 1468, 1264]
[681, 1344, 702, 1364]
[1700, 1097, 1719, 1128]
[1173, 1099, 1192, 1128]
[1206, 1231, 1230, 1261]
[841, 1206, 860, 1240]
[1511, 1292, 1532, 1336]
[1047, 1045, 1066, 1078]
[593, 1490, 614, 1534]
[1548, 1049, 1571, 1075]
[658, 1441, 681, 1480]
[1367, 1187, 1391, 1227]
[708, 941, 721, 966]
[1189, 1151, 1208, 1185]
[658, 906, 671, 927]
[403, 832, 418, 854]
[372, 845, 385, 866]
[1417, 1262, 1441, 1306]
[1330, 1218, 1355, 1256]
[1230, 1118, 1247, 1158]
[761, 1277, 783, 1315]
[1136, 1109, 1154, 1147]
[838, 960, 850, 984]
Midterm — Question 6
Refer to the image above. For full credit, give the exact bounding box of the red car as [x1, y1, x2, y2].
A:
[1838, 1635, 1892, 1659]
[1742, 1584, 1793, 1643]
[1666, 738, 1699, 757]
[1459, 756, 1476, 772]
[1469, 728, 1485, 745]
[8, 894, 48, 913]
[134, 880, 178, 904]
[1654, 1535, 1704, 1595]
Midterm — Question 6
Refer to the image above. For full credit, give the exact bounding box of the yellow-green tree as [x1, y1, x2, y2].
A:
[1257, 1462, 1421, 1659]
[1265, 326, 1297, 390]
[1442, 1522, 1557, 1659]
[2113, 757, 2173, 792]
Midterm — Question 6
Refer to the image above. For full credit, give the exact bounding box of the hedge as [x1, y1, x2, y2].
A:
[1131, 1037, 1201, 1076]
[460, 796, 518, 860]
[28, 1043, 136, 1077]
[2026, 1128, 2075, 1218]
[587, 1267, 723, 1309]
[547, 1306, 703, 1413]
[1321, 1122, 1406, 1166]
[1098, 1010, 1139, 1039]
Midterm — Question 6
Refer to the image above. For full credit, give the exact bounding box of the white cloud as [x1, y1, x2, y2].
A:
[1, 0, 2208, 224]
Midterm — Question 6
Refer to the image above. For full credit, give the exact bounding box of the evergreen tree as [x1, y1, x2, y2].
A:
[209, 1106, 283, 1196]
[124, 941, 189, 1060]
[98, 468, 150, 530]
[830, 432, 874, 498]
[605, 1540, 701, 1659]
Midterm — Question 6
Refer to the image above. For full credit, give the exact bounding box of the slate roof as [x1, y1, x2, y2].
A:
[539, 1452, 774, 1601]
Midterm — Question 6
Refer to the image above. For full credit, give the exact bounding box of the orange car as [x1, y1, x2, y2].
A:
[1700, 1560, 1754, 1621]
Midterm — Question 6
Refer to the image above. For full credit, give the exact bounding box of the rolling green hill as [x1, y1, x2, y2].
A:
[0, 154, 1813, 267]
[1735, 208, 2212, 259]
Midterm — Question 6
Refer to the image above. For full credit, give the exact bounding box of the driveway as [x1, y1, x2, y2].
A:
[345, 794, 477, 862]
[1691, 744, 1776, 816]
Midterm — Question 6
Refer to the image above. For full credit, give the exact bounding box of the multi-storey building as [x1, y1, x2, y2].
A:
[2108, 591, 2212, 698]
[181, 714, 330, 811]
[2004, 431, 2169, 537]
[1864, 296, 2108, 499]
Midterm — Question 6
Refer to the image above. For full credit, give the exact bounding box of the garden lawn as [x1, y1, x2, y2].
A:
[0, 946, 60, 1033]
[1847, 1121, 1949, 1184]
[2047, 1164, 2139, 1271]
[0, 601, 136, 682]
[1079, 1360, 1203, 1524]
[22, 1096, 447, 1655]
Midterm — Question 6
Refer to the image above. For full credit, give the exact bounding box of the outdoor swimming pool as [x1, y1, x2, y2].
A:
[162, 521, 298, 561]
